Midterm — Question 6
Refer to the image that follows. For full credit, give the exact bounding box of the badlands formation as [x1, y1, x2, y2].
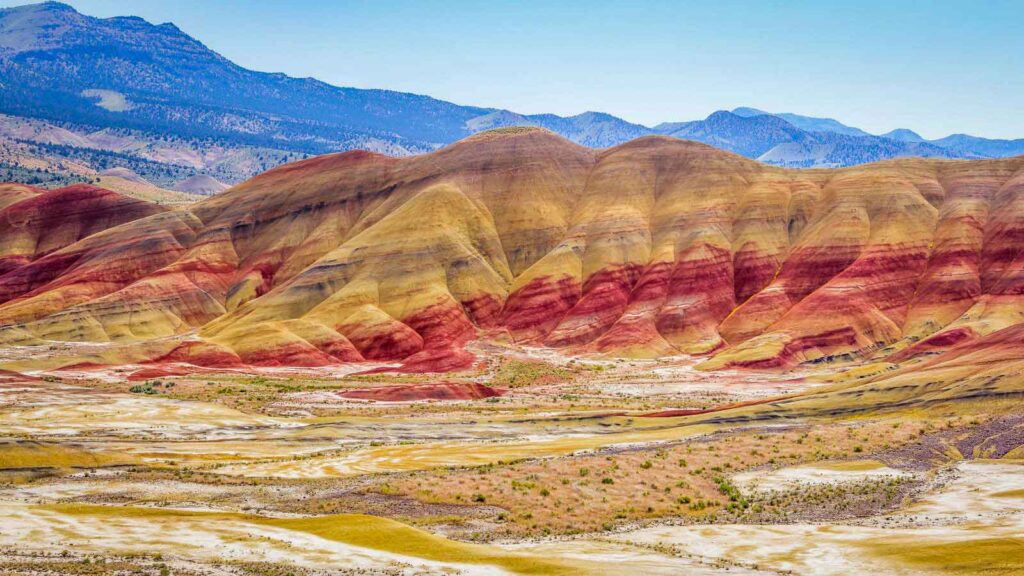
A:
[1, 127, 1023, 379]
[1, 129, 1023, 576]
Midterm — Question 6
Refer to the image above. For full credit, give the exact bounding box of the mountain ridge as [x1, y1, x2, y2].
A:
[728, 107, 1024, 160]
[1, 0, 1022, 181]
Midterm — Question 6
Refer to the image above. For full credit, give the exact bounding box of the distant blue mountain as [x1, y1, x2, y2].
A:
[465, 110, 651, 148]
[881, 129, 927, 143]
[931, 134, 1024, 158]
[732, 107, 871, 137]
[656, 111, 808, 158]
[729, 107, 1024, 161]
[0, 1, 490, 155]
[0, 2, 1020, 169]
[0, 2, 653, 156]
[656, 111, 964, 168]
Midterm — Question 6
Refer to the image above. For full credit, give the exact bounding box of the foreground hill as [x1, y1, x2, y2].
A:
[0, 183, 167, 275]
[0, 128, 1021, 376]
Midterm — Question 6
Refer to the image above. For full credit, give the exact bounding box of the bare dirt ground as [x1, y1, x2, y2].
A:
[1, 346, 1022, 575]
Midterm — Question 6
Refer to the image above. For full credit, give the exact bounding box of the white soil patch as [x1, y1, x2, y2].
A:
[502, 537, 770, 575]
[603, 460, 1024, 576]
[732, 460, 912, 494]
[0, 393, 290, 438]
[0, 502, 497, 575]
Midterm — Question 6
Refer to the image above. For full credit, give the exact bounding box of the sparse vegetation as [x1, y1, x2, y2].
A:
[490, 359, 576, 388]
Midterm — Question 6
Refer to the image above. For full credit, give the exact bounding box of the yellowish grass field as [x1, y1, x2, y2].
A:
[40, 503, 605, 575]
[0, 441, 135, 470]
[869, 537, 1024, 575]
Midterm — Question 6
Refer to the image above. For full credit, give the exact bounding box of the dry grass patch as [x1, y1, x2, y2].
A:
[490, 359, 577, 388]
[0, 441, 135, 470]
[387, 417, 955, 538]
[869, 537, 1024, 575]
[39, 504, 597, 575]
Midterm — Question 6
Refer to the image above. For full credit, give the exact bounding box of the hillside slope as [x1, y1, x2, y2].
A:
[0, 183, 167, 277]
[0, 129, 1022, 374]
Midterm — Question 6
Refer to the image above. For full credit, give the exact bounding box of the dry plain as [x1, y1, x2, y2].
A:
[1, 342, 1021, 576]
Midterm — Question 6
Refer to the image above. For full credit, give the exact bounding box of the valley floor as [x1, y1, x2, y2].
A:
[0, 348, 1022, 575]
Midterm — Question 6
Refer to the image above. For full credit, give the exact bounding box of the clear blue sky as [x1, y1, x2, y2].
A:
[9, 0, 1024, 138]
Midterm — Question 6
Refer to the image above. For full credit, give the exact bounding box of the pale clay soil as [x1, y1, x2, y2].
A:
[0, 352, 1021, 575]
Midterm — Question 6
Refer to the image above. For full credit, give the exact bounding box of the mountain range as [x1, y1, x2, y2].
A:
[1, 1, 1022, 188]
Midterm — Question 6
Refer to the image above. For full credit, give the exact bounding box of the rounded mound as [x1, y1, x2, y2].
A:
[338, 382, 505, 402]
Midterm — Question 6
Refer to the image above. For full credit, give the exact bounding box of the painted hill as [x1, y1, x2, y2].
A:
[0, 182, 41, 210]
[0, 183, 167, 275]
[0, 129, 1021, 377]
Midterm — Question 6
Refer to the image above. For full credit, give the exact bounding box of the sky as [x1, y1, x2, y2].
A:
[6, 0, 1024, 139]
